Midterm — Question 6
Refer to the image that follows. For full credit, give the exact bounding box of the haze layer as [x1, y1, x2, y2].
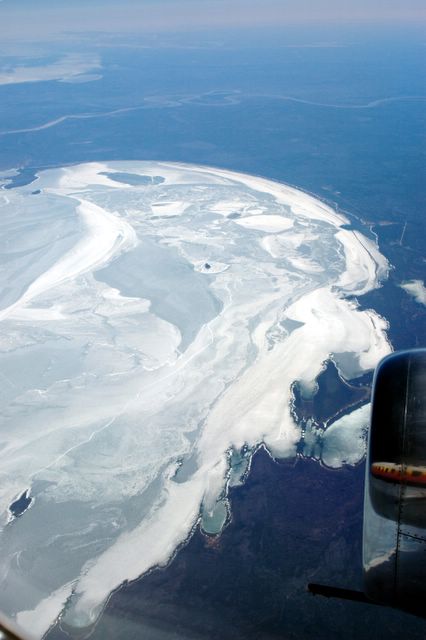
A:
[0, 162, 390, 636]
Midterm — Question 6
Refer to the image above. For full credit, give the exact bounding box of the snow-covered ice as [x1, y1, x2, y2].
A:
[0, 162, 391, 636]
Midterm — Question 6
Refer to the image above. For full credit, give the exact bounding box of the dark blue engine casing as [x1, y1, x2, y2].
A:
[363, 349, 426, 617]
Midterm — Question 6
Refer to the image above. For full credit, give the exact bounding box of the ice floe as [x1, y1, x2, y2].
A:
[0, 54, 102, 86]
[234, 214, 294, 232]
[400, 279, 426, 305]
[321, 404, 371, 468]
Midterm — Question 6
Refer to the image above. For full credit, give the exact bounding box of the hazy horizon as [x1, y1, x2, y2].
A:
[1, 0, 425, 42]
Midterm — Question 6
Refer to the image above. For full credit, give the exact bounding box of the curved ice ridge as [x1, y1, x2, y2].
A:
[0, 162, 391, 636]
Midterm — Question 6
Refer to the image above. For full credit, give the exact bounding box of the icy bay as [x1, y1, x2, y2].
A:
[0, 162, 391, 636]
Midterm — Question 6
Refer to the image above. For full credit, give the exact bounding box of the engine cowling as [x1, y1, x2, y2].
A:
[363, 348, 426, 617]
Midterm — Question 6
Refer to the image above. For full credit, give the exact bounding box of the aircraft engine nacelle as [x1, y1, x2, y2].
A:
[363, 348, 426, 617]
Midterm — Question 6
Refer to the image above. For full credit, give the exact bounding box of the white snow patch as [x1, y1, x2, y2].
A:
[400, 279, 426, 305]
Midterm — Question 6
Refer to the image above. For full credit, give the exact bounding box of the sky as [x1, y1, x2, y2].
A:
[0, 0, 425, 40]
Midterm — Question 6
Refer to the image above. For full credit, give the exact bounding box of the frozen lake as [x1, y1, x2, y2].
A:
[0, 162, 391, 636]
